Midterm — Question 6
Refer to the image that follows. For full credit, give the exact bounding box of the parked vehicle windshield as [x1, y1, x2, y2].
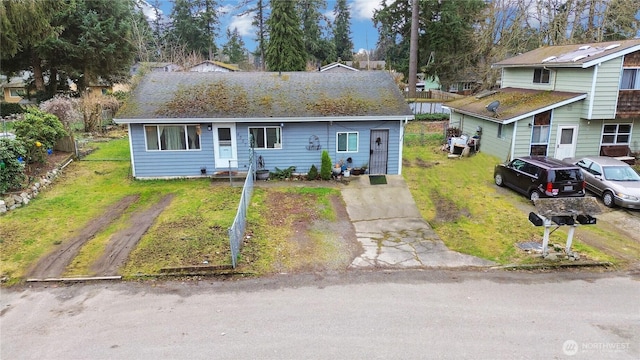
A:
[550, 169, 582, 182]
[603, 166, 640, 181]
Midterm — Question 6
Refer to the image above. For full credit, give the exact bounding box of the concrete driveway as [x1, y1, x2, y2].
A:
[341, 175, 494, 268]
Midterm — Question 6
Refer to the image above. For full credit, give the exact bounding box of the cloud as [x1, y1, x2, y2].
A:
[228, 13, 254, 37]
[351, 0, 381, 20]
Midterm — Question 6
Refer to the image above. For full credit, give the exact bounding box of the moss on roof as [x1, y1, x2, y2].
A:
[116, 71, 413, 119]
[446, 87, 585, 120]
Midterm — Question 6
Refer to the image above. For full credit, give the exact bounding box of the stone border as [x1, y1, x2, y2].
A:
[0, 156, 73, 214]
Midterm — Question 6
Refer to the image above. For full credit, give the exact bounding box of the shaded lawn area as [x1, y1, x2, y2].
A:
[402, 132, 617, 265]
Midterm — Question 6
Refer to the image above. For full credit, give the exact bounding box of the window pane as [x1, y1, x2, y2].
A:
[266, 128, 279, 148]
[621, 69, 635, 89]
[541, 69, 550, 83]
[618, 124, 631, 133]
[603, 124, 617, 133]
[250, 128, 264, 148]
[337, 133, 347, 151]
[560, 128, 573, 144]
[602, 135, 615, 143]
[160, 126, 186, 150]
[617, 135, 629, 143]
[145, 126, 159, 150]
[348, 133, 357, 151]
[187, 125, 200, 149]
[218, 128, 231, 141]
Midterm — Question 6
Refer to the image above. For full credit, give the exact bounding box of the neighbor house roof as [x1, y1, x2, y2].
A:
[493, 39, 640, 69]
[115, 71, 413, 122]
[187, 60, 240, 72]
[320, 62, 359, 72]
[444, 87, 587, 124]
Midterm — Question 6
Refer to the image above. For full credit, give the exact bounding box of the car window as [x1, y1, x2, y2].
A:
[510, 159, 525, 170]
[576, 159, 592, 170]
[604, 166, 640, 181]
[552, 169, 582, 182]
[521, 163, 538, 177]
[589, 162, 602, 176]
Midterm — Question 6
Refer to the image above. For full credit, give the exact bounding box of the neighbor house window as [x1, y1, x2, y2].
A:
[602, 124, 631, 145]
[145, 125, 201, 151]
[533, 68, 550, 84]
[337, 132, 358, 152]
[249, 126, 282, 149]
[530, 110, 551, 155]
[9, 89, 25, 97]
[621, 69, 640, 89]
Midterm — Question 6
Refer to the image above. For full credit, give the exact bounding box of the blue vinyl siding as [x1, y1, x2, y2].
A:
[130, 123, 215, 178]
[129, 120, 403, 178]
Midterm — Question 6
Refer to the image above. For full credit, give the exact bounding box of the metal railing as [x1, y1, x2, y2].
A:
[228, 149, 255, 268]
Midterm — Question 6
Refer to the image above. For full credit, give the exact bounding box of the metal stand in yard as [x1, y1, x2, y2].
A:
[528, 197, 601, 258]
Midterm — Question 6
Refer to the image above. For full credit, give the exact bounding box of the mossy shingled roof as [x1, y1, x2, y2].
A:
[445, 87, 586, 122]
[116, 71, 413, 119]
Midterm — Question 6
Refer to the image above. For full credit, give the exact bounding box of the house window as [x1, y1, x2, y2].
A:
[337, 132, 358, 152]
[9, 89, 25, 97]
[462, 82, 473, 91]
[602, 124, 631, 145]
[621, 69, 640, 89]
[249, 126, 282, 149]
[530, 110, 551, 155]
[145, 125, 201, 151]
[533, 68, 550, 84]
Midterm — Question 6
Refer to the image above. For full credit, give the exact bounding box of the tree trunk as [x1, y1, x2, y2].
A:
[31, 52, 45, 92]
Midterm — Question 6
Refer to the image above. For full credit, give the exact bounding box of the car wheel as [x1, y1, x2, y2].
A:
[602, 191, 615, 208]
[530, 190, 541, 202]
[495, 174, 504, 186]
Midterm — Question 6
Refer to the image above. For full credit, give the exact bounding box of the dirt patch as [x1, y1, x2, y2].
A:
[27, 195, 140, 279]
[90, 194, 175, 275]
[431, 189, 471, 224]
[260, 190, 360, 273]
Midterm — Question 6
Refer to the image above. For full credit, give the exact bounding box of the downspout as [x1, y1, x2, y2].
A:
[510, 121, 518, 161]
[398, 117, 408, 175]
[587, 63, 599, 119]
[127, 123, 136, 178]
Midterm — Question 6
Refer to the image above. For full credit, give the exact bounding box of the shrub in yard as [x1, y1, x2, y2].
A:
[320, 150, 332, 180]
[12, 108, 67, 164]
[39, 95, 81, 130]
[307, 164, 318, 180]
[0, 138, 27, 194]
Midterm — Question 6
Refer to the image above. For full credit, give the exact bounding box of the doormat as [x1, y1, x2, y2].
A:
[369, 175, 387, 185]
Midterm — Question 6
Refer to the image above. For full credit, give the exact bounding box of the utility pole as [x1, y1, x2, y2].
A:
[408, 0, 419, 99]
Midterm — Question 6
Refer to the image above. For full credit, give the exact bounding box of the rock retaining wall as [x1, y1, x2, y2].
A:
[1, 169, 61, 214]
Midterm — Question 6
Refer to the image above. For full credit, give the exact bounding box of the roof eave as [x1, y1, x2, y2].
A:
[113, 115, 414, 124]
[445, 93, 586, 124]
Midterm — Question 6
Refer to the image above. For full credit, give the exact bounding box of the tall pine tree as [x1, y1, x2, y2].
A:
[333, 0, 353, 61]
[222, 27, 248, 65]
[265, 0, 306, 71]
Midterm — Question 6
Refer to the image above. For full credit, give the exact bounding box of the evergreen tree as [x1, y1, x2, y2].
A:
[265, 0, 306, 71]
[296, 0, 333, 65]
[169, 0, 219, 59]
[333, 0, 353, 61]
[222, 27, 248, 64]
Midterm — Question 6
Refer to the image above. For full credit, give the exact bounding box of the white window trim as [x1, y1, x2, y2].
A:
[600, 123, 632, 146]
[144, 124, 202, 151]
[248, 126, 283, 149]
[336, 131, 359, 153]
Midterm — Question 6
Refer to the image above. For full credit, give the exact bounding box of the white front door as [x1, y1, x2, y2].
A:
[213, 123, 238, 169]
[554, 125, 577, 160]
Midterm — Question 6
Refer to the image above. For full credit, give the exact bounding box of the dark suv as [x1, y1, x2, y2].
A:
[494, 156, 586, 201]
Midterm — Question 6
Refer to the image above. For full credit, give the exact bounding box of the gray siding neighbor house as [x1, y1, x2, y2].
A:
[114, 71, 413, 179]
[445, 39, 640, 163]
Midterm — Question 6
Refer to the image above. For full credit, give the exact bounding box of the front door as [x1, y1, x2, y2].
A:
[554, 125, 577, 160]
[213, 123, 238, 169]
[369, 129, 389, 174]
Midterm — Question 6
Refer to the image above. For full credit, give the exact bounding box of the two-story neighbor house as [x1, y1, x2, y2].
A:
[445, 39, 640, 163]
[114, 71, 413, 179]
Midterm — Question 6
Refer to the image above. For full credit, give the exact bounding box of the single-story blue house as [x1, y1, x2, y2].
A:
[114, 71, 414, 179]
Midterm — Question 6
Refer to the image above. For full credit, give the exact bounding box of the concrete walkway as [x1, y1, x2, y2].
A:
[341, 175, 494, 269]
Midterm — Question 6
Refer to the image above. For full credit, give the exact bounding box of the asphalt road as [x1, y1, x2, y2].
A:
[1, 270, 638, 359]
